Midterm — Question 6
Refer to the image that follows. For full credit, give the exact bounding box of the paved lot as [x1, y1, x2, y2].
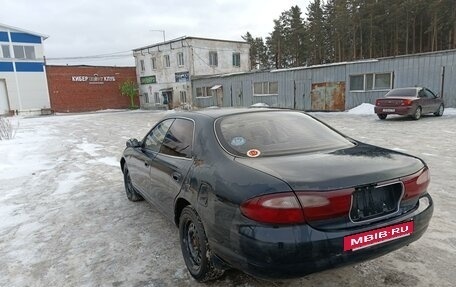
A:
[0, 110, 455, 287]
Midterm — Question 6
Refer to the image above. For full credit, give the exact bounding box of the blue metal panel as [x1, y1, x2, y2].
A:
[10, 32, 41, 44]
[0, 32, 9, 42]
[15, 62, 44, 72]
[0, 61, 14, 71]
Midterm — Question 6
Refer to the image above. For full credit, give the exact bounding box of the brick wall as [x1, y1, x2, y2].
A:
[46, 65, 139, 113]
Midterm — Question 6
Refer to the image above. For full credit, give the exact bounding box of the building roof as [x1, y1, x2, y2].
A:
[133, 36, 248, 52]
[0, 22, 49, 40]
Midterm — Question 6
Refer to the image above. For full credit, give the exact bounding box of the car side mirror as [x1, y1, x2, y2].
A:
[126, 138, 141, 148]
[435, 93, 440, 98]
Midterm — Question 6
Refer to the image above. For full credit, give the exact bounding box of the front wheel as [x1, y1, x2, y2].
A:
[123, 165, 144, 202]
[434, 104, 444, 116]
[179, 206, 224, 282]
[412, 106, 422, 120]
[377, 114, 387, 120]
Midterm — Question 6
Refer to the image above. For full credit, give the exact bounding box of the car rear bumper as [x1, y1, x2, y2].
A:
[213, 193, 433, 279]
[374, 106, 414, 115]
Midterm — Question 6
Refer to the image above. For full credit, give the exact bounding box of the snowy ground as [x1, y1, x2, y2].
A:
[1, 107, 455, 286]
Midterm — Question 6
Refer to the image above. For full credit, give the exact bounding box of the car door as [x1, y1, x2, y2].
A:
[148, 118, 195, 221]
[128, 119, 174, 195]
[424, 88, 440, 112]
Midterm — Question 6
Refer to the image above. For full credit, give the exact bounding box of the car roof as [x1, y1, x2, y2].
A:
[169, 108, 285, 119]
[390, 87, 423, 91]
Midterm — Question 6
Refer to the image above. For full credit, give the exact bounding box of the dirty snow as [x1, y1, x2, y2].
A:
[0, 109, 455, 286]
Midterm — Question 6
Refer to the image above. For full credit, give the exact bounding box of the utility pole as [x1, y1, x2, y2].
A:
[150, 30, 166, 42]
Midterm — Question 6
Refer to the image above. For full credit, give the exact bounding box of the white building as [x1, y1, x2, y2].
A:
[133, 36, 250, 109]
[0, 23, 50, 115]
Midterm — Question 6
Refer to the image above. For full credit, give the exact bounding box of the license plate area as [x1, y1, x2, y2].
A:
[344, 221, 414, 251]
[383, 108, 395, 112]
[350, 182, 403, 223]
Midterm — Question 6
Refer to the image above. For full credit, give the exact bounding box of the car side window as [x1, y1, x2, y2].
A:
[143, 119, 174, 152]
[418, 90, 426, 98]
[160, 119, 194, 158]
[424, 89, 436, 98]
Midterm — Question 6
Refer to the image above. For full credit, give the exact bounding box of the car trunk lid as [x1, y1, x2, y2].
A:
[235, 143, 425, 230]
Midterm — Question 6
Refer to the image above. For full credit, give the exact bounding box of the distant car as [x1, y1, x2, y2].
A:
[374, 87, 444, 120]
[120, 109, 433, 281]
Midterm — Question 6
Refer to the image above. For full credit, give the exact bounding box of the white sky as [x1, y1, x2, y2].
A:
[0, 0, 309, 66]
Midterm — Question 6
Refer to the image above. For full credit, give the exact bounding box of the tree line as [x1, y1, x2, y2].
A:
[243, 0, 456, 69]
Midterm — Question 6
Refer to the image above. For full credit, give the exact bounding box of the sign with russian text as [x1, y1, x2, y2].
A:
[72, 76, 116, 83]
[140, 75, 157, 85]
[175, 71, 189, 83]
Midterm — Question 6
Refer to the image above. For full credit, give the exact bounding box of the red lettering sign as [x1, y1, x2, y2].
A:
[344, 221, 414, 251]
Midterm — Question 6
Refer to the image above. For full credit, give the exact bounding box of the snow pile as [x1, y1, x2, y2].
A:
[445, 108, 456, 115]
[347, 103, 375, 115]
[250, 103, 269, 108]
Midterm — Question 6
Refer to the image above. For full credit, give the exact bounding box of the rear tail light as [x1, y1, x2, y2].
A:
[401, 99, 413, 106]
[240, 192, 305, 224]
[375, 99, 382, 106]
[401, 167, 430, 199]
[240, 189, 354, 224]
[296, 188, 353, 221]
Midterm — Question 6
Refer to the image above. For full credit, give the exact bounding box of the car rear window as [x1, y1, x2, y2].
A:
[215, 111, 354, 157]
[385, 88, 417, 97]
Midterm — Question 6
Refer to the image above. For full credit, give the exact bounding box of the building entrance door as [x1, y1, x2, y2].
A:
[162, 91, 173, 110]
[0, 79, 10, 115]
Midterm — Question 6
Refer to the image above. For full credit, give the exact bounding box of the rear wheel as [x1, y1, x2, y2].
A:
[377, 114, 387, 120]
[434, 104, 444, 116]
[412, 106, 422, 120]
[123, 165, 143, 202]
[179, 206, 224, 282]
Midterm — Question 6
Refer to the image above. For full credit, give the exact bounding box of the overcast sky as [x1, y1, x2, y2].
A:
[0, 0, 310, 66]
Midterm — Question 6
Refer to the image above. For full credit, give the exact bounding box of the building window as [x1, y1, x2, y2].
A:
[13, 45, 36, 60]
[196, 87, 211, 98]
[253, 81, 279, 95]
[209, 51, 218, 66]
[164, 55, 171, 68]
[177, 52, 184, 66]
[24, 46, 35, 59]
[1, 45, 11, 58]
[144, 92, 149, 103]
[180, 91, 187, 103]
[350, 73, 392, 91]
[375, 73, 392, 89]
[232, 53, 241, 67]
[350, 75, 364, 91]
[154, 92, 160, 104]
[151, 57, 156, 70]
[140, 59, 145, 72]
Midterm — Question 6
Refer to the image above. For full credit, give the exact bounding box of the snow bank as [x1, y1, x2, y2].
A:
[347, 103, 375, 115]
[445, 108, 456, 115]
[250, 103, 269, 108]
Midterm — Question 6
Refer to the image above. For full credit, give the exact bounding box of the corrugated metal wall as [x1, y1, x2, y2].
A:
[192, 50, 456, 109]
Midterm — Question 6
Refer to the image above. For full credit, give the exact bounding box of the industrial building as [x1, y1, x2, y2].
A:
[0, 23, 50, 115]
[133, 36, 250, 109]
[192, 49, 456, 110]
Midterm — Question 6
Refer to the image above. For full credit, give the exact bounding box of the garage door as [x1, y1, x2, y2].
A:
[311, 81, 345, 111]
[0, 79, 10, 115]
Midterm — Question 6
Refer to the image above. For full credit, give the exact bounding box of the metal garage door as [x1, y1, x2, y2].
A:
[0, 79, 10, 115]
[311, 81, 345, 111]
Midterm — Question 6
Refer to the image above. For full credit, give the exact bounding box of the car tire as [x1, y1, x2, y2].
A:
[377, 114, 387, 120]
[179, 206, 224, 282]
[412, 106, 422, 120]
[123, 165, 144, 202]
[434, 104, 444, 117]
